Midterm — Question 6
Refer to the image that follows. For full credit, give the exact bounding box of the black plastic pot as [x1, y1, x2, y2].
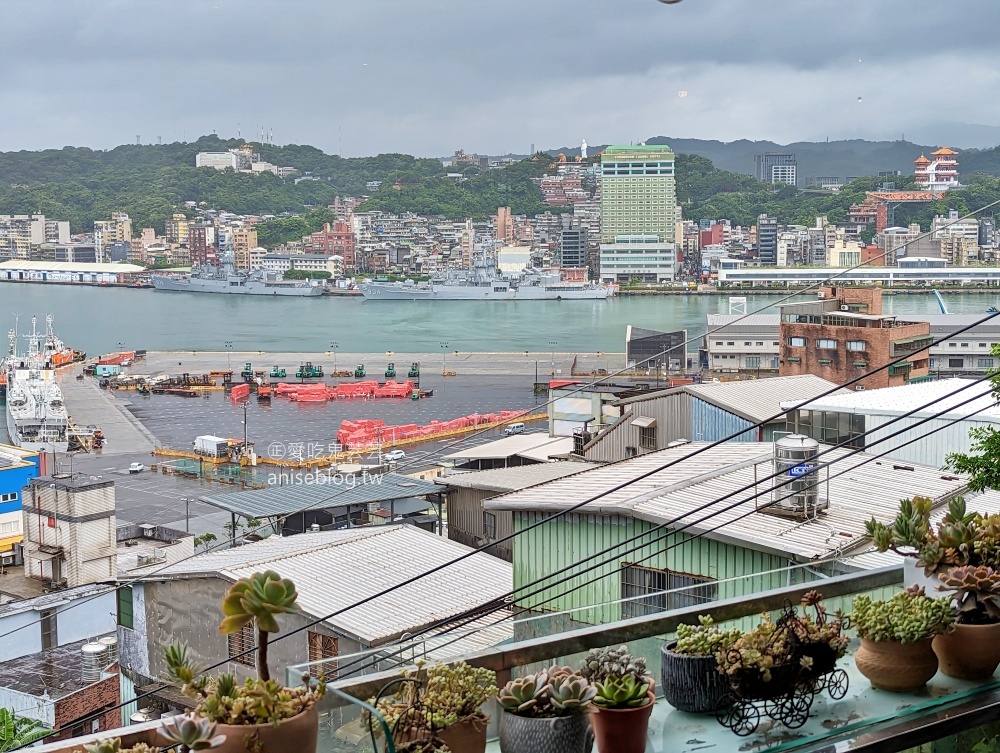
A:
[661, 641, 730, 714]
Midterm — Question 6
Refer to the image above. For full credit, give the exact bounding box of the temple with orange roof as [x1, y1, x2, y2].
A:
[914, 147, 960, 191]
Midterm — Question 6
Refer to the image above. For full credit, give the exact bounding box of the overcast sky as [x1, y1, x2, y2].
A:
[3, 0, 1000, 156]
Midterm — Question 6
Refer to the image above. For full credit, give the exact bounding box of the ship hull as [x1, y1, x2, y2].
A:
[359, 283, 614, 300]
[151, 276, 324, 296]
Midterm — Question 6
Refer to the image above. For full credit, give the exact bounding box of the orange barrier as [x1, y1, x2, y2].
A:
[336, 409, 532, 449]
[230, 383, 250, 401]
[270, 380, 416, 402]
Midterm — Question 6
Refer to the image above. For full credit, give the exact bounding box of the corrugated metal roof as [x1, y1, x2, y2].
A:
[0, 583, 113, 618]
[685, 375, 844, 423]
[485, 442, 972, 562]
[198, 472, 440, 517]
[785, 378, 1000, 422]
[154, 526, 511, 644]
[435, 462, 599, 493]
[707, 313, 781, 327]
[441, 435, 571, 461]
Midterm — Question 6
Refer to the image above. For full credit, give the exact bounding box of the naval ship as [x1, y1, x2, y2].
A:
[5, 317, 70, 452]
[359, 256, 615, 301]
[151, 253, 325, 297]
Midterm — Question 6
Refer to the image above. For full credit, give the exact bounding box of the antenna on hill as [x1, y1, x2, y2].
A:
[237, 123, 241, 139]
[136, 135, 140, 145]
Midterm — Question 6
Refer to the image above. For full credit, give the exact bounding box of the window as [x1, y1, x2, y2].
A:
[949, 358, 964, 368]
[817, 339, 837, 349]
[621, 563, 717, 619]
[980, 358, 996, 369]
[726, 341, 735, 346]
[846, 341, 866, 351]
[961, 342, 970, 348]
[755, 341, 764, 346]
[0, 492, 16, 503]
[40, 609, 57, 650]
[307, 631, 338, 679]
[980, 343, 988, 349]
[746, 356, 761, 368]
[949, 342, 957, 348]
[483, 511, 497, 539]
[773, 341, 779, 346]
[743, 341, 752, 346]
[639, 426, 657, 450]
[787, 337, 806, 347]
[117, 586, 134, 630]
[227, 623, 256, 667]
[713, 341, 722, 346]
[0, 521, 17, 533]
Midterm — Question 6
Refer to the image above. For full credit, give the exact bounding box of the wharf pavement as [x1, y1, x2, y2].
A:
[140, 350, 628, 378]
[56, 368, 156, 455]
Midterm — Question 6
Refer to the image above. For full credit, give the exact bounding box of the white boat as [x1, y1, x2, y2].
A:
[359, 255, 615, 301]
[5, 317, 69, 452]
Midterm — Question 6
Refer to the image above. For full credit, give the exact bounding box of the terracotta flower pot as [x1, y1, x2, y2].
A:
[439, 716, 487, 753]
[590, 691, 655, 753]
[160, 705, 318, 753]
[933, 621, 1000, 681]
[499, 711, 593, 753]
[854, 637, 938, 692]
[661, 641, 729, 713]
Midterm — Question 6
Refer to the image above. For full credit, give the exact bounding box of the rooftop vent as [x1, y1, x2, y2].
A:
[760, 434, 829, 520]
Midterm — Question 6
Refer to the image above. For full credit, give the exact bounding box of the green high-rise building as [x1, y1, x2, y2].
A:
[599, 144, 678, 283]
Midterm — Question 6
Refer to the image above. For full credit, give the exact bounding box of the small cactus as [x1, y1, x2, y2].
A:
[579, 645, 652, 686]
[497, 666, 595, 718]
[83, 740, 159, 753]
[158, 714, 226, 752]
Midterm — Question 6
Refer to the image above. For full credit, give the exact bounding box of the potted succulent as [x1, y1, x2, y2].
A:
[579, 645, 655, 753]
[497, 665, 596, 753]
[866, 497, 1000, 588]
[661, 616, 742, 713]
[370, 660, 497, 753]
[932, 565, 1000, 679]
[163, 571, 326, 753]
[852, 586, 956, 692]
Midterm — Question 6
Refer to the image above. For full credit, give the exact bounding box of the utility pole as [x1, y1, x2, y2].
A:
[331, 341, 339, 374]
[440, 341, 449, 376]
[549, 340, 558, 377]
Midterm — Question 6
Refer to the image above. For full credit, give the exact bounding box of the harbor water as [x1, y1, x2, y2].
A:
[2, 285, 996, 355]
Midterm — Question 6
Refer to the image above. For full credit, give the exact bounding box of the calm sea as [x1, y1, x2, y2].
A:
[0, 284, 996, 355]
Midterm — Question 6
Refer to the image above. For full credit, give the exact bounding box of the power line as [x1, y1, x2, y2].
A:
[16, 313, 997, 751]
[326, 377, 997, 678]
[12, 204, 1000, 746]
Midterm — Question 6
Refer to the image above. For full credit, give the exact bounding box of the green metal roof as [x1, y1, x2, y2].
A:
[603, 144, 673, 153]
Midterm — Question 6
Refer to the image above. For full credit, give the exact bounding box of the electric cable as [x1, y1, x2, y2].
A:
[326, 377, 998, 678]
[13, 205, 1000, 747]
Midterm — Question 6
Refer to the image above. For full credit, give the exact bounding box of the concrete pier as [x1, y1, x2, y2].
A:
[56, 369, 155, 455]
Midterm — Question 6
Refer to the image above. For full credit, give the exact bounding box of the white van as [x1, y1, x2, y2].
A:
[504, 422, 526, 435]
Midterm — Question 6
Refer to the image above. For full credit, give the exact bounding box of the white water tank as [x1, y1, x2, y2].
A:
[99, 636, 119, 664]
[81, 643, 107, 683]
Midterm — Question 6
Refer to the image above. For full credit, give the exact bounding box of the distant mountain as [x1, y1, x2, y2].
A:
[544, 137, 1000, 182]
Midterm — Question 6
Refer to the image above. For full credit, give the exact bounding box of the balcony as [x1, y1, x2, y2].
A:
[32, 565, 1000, 753]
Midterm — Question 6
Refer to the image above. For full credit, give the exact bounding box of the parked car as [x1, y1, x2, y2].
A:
[503, 422, 526, 435]
[128, 462, 144, 474]
[383, 450, 406, 462]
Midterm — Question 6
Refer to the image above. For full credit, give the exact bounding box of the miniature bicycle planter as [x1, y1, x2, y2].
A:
[715, 599, 849, 736]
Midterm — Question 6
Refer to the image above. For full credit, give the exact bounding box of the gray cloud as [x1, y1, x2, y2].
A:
[1, 0, 999, 156]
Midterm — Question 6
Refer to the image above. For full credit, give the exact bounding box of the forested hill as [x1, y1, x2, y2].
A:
[1, 135, 998, 243]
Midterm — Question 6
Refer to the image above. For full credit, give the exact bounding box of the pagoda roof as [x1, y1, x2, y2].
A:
[931, 147, 958, 156]
[914, 154, 931, 165]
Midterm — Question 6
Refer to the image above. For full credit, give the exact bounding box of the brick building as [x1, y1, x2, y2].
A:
[306, 221, 356, 271]
[778, 287, 931, 390]
[0, 637, 121, 741]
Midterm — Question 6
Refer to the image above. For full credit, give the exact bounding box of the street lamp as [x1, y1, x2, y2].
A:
[225, 341, 234, 371]
[440, 341, 449, 375]
[116, 341, 124, 354]
[549, 340, 558, 376]
[331, 341, 339, 374]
